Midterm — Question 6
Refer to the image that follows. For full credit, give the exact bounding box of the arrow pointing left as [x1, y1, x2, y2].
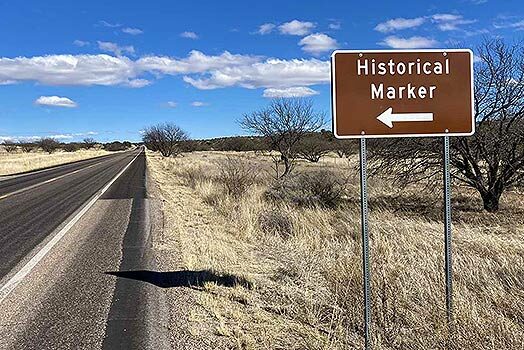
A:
[377, 107, 434, 128]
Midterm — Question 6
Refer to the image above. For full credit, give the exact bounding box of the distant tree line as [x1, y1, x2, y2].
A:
[143, 124, 358, 162]
[1, 137, 133, 153]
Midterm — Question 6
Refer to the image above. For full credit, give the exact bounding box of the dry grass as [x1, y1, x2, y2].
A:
[147, 150, 524, 350]
[0, 149, 112, 175]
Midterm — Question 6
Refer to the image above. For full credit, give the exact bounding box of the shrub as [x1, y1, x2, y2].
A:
[258, 209, 293, 238]
[62, 143, 81, 152]
[265, 169, 347, 209]
[2, 140, 17, 153]
[216, 156, 258, 198]
[104, 141, 128, 151]
[82, 138, 97, 149]
[19, 142, 35, 153]
[37, 138, 60, 154]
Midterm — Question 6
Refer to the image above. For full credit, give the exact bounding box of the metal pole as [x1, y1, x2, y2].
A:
[443, 135, 453, 325]
[359, 136, 371, 350]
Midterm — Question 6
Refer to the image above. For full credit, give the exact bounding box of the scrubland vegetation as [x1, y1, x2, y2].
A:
[143, 41, 524, 347]
[147, 150, 524, 349]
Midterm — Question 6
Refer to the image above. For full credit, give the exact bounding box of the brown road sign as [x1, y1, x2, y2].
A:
[331, 49, 475, 138]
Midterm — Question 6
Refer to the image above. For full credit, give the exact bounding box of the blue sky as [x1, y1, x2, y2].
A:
[0, 0, 522, 142]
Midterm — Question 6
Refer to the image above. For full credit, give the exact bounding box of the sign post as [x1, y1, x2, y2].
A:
[331, 49, 474, 348]
[359, 136, 371, 350]
[443, 135, 453, 325]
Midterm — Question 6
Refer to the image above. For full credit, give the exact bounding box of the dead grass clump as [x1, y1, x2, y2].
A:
[216, 156, 258, 198]
[258, 209, 293, 238]
[265, 169, 347, 209]
[180, 165, 212, 189]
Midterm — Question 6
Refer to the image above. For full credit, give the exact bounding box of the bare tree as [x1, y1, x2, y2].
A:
[37, 138, 60, 154]
[19, 141, 35, 153]
[142, 122, 189, 157]
[368, 39, 524, 212]
[296, 133, 331, 162]
[333, 139, 357, 158]
[83, 138, 97, 149]
[452, 39, 524, 211]
[240, 98, 324, 177]
[2, 140, 17, 153]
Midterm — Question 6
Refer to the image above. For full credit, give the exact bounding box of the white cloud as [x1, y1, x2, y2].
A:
[329, 21, 341, 30]
[182, 57, 329, 90]
[191, 101, 207, 107]
[0, 51, 330, 96]
[432, 14, 462, 21]
[180, 31, 199, 39]
[431, 13, 476, 31]
[99, 20, 121, 28]
[299, 33, 338, 55]
[380, 36, 438, 49]
[279, 20, 315, 35]
[48, 134, 74, 140]
[75, 131, 98, 136]
[0, 135, 49, 142]
[73, 40, 90, 47]
[375, 13, 475, 33]
[263, 86, 319, 98]
[97, 41, 135, 56]
[127, 79, 151, 88]
[35, 96, 78, 108]
[136, 50, 260, 75]
[493, 19, 524, 30]
[122, 27, 143, 35]
[166, 101, 177, 108]
[375, 17, 426, 33]
[257, 23, 276, 35]
[0, 54, 137, 86]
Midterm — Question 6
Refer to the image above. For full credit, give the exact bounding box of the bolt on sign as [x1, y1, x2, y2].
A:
[331, 49, 475, 138]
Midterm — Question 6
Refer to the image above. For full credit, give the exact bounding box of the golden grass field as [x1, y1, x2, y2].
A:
[0, 149, 112, 175]
[149, 150, 523, 349]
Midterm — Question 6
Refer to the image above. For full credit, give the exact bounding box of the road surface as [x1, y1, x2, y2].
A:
[0, 148, 168, 349]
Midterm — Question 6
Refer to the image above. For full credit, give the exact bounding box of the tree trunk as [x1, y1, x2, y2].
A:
[480, 190, 501, 212]
[281, 154, 292, 177]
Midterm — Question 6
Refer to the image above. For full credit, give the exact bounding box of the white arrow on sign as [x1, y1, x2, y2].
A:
[377, 107, 434, 128]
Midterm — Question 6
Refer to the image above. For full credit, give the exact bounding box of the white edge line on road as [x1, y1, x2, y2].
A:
[0, 148, 143, 303]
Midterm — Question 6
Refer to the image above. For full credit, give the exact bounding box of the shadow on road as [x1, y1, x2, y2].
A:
[105, 269, 252, 289]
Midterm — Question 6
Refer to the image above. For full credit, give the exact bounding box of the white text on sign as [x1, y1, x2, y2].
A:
[357, 58, 450, 101]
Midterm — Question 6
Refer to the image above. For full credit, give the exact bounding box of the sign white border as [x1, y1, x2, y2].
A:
[331, 49, 476, 139]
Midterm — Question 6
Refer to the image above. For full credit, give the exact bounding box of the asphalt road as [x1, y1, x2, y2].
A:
[0, 148, 168, 349]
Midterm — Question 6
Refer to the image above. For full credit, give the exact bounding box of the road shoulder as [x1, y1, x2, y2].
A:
[146, 152, 230, 350]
